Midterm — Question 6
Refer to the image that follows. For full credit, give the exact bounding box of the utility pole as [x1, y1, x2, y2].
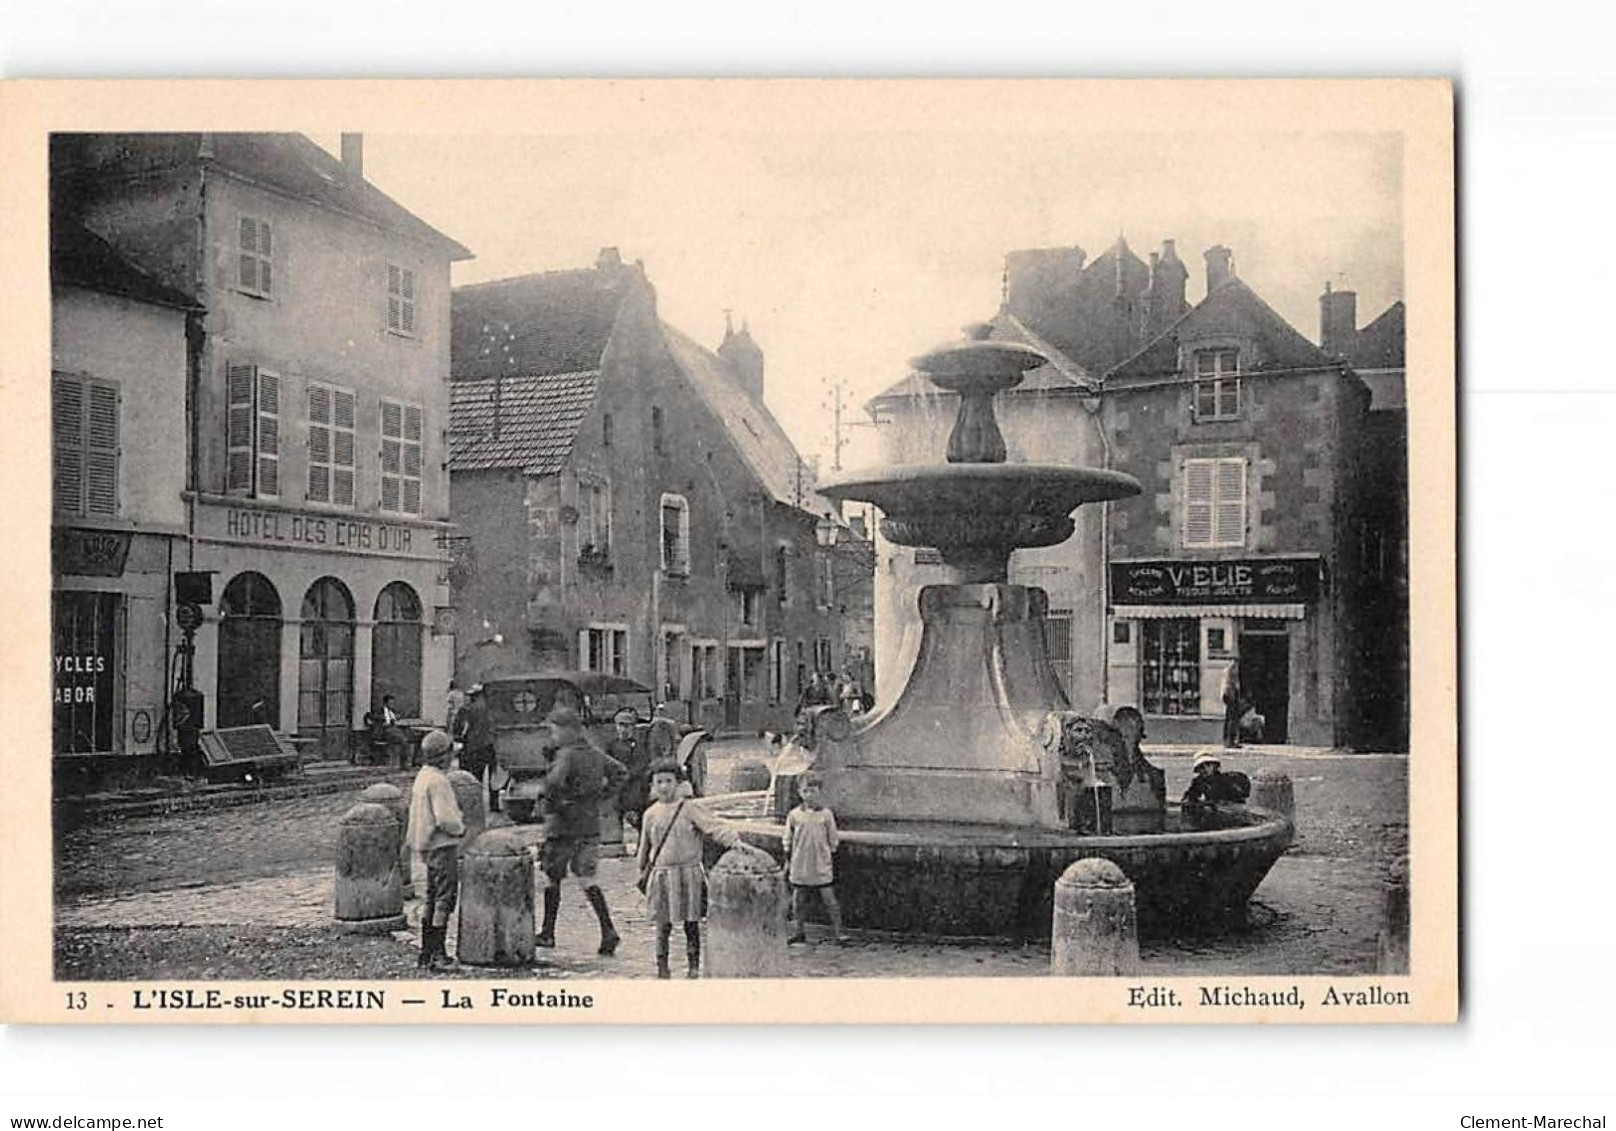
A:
[832, 380, 845, 472]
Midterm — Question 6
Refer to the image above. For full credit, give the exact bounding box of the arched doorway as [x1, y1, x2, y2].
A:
[371, 581, 423, 718]
[218, 572, 282, 729]
[298, 577, 354, 757]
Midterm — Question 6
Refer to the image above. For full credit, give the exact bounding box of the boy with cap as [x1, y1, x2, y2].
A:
[1180, 750, 1251, 828]
[407, 729, 465, 971]
[537, 705, 630, 955]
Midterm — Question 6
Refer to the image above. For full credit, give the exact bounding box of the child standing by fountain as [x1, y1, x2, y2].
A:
[637, 758, 768, 978]
[785, 772, 846, 945]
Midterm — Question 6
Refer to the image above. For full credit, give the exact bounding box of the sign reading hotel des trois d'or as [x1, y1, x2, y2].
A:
[200, 502, 435, 558]
[1110, 557, 1322, 605]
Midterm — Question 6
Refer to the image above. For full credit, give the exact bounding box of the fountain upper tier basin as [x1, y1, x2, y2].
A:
[821, 463, 1142, 582]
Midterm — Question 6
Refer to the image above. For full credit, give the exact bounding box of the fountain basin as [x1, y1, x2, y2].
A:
[706, 794, 1292, 939]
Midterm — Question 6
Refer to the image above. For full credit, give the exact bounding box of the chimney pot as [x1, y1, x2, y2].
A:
[340, 133, 363, 179]
[1204, 245, 1234, 294]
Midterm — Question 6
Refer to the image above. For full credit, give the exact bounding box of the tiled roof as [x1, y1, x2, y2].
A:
[661, 323, 823, 511]
[451, 269, 629, 380]
[1107, 277, 1337, 382]
[51, 217, 200, 310]
[1350, 301, 1405, 371]
[51, 133, 471, 260]
[448, 370, 599, 475]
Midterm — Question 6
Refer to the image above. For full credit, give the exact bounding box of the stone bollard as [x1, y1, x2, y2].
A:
[1376, 855, 1410, 975]
[1251, 768, 1296, 842]
[358, 782, 412, 898]
[446, 769, 486, 844]
[705, 847, 789, 978]
[731, 760, 772, 792]
[333, 802, 407, 934]
[1051, 857, 1140, 976]
[457, 829, 536, 967]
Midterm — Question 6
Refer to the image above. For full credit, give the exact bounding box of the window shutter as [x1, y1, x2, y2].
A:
[53, 375, 86, 514]
[257, 220, 273, 294]
[226, 363, 256, 494]
[307, 385, 331, 502]
[85, 382, 119, 516]
[386, 265, 401, 331]
[400, 269, 415, 334]
[333, 389, 356, 506]
[1184, 459, 1214, 547]
[1214, 459, 1246, 547]
[256, 370, 280, 498]
[238, 217, 258, 291]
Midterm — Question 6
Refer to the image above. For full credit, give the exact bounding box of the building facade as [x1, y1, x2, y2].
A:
[52, 134, 471, 761]
[449, 252, 868, 734]
[1101, 250, 1394, 749]
[50, 219, 200, 778]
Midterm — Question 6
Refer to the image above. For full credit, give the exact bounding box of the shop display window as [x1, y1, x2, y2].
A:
[1142, 618, 1200, 716]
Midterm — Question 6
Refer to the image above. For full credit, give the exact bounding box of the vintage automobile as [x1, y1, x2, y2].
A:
[478, 670, 656, 824]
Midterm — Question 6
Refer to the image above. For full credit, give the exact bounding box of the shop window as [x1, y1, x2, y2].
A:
[52, 374, 119, 517]
[386, 264, 416, 336]
[226, 363, 281, 498]
[1183, 457, 1246, 548]
[660, 493, 690, 574]
[307, 382, 356, 507]
[52, 591, 120, 754]
[1142, 619, 1201, 716]
[381, 399, 424, 515]
[1193, 348, 1241, 421]
[237, 215, 273, 297]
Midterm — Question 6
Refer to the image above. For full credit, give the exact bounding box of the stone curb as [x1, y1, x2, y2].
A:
[56, 767, 416, 826]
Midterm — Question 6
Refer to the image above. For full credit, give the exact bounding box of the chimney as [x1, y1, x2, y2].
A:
[1204, 245, 1233, 294]
[717, 316, 765, 401]
[596, 247, 623, 272]
[1319, 280, 1359, 358]
[340, 133, 363, 179]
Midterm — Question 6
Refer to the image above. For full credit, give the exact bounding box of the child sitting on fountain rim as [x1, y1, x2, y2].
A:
[637, 758, 771, 978]
[785, 772, 846, 945]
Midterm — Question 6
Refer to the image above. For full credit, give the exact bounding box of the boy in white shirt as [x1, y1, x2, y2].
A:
[407, 729, 465, 971]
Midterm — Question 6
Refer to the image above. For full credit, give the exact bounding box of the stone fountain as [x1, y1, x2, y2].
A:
[724, 326, 1293, 938]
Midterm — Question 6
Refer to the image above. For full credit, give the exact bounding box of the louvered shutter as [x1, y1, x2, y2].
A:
[256, 370, 281, 498]
[333, 390, 356, 506]
[238, 217, 259, 291]
[1214, 459, 1246, 547]
[52, 375, 85, 514]
[258, 220, 273, 294]
[226, 363, 256, 494]
[85, 383, 119, 516]
[1183, 460, 1214, 547]
[403, 405, 423, 513]
[400, 269, 415, 334]
[386, 265, 402, 332]
[380, 399, 402, 511]
[307, 384, 331, 503]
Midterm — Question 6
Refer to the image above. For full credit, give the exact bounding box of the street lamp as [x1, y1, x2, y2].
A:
[815, 514, 840, 548]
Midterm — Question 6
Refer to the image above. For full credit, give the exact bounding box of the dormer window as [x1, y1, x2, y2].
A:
[1193, 348, 1241, 421]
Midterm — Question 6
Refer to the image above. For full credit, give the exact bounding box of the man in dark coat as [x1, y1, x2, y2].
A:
[537, 705, 629, 955]
[608, 708, 651, 832]
[453, 684, 499, 811]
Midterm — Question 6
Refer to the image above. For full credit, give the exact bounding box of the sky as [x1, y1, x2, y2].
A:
[318, 128, 1402, 472]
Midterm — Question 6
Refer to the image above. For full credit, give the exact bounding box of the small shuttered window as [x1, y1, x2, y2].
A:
[238, 216, 273, 296]
[308, 382, 356, 506]
[1183, 457, 1246, 549]
[381, 398, 424, 514]
[225, 363, 280, 498]
[52, 374, 119, 517]
[386, 264, 416, 335]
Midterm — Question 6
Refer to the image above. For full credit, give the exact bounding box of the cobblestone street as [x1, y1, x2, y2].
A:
[55, 741, 1408, 981]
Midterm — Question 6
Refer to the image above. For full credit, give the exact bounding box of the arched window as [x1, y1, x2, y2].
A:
[217, 572, 282, 728]
[298, 577, 355, 756]
[371, 581, 423, 717]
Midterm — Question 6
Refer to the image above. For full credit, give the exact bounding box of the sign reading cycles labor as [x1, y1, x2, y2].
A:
[207, 505, 430, 557]
[1110, 557, 1322, 605]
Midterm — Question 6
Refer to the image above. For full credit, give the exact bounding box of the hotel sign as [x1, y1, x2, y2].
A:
[200, 502, 433, 559]
[1111, 557, 1321, 605]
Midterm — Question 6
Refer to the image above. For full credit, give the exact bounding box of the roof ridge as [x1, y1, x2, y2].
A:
[454, 266, 606, 292]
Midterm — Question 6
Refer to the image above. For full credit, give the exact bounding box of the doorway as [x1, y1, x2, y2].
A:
[218, 572, 281, 729]
[1238, 630, 1290, 744]
[298, 577, 354, 758]
[370, 581, 422, 718]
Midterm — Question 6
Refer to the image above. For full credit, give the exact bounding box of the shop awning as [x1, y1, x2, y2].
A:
[1112, 603, 1307, 620]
